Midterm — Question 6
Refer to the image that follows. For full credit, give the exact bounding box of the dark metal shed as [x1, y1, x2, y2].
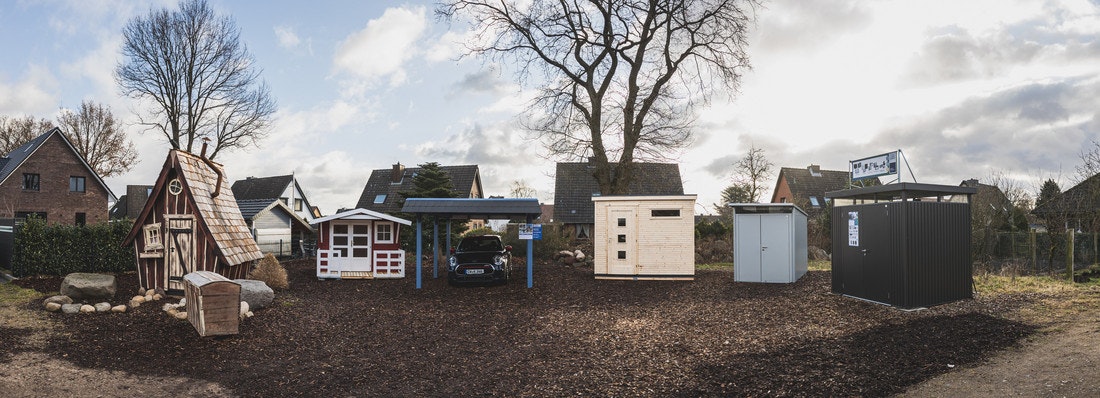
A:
[825, 183, 977, 309]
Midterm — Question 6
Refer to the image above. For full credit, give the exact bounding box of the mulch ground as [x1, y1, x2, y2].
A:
[3, 259, 1039, 397]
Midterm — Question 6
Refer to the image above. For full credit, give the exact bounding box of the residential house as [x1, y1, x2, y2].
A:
[237, 198, 313, 257]
[553, 161, 684, 239]
[122, 148, 262, 294]
[231, 174, 321, 222]
[109, 184, 154, 220]
[0, 127, 115, 225]
[771, 165, 872, 218]
[355, 163, 485, 228]
[1032, 174, 1100, 232]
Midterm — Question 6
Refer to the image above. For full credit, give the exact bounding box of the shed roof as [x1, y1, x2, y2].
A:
[401, 198, 542, 220]
[553, 162, 683, 224]
[311, 207, 411, 225]
[729, 202, 808, 216]
[826, 183, 977, 201]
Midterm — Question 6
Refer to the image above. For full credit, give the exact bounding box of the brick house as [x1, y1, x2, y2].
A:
[0, 128, 115, 225]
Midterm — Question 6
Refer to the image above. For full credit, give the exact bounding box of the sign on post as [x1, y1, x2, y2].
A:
[519, 223, 542, 240]
[850, 151, 898, 181]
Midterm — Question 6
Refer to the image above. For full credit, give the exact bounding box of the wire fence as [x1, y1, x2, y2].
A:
[974, 229, 1099, 275]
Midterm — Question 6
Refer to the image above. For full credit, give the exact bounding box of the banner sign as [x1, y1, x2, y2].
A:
[850, 151, 898, 181]
[519, 223, 542, 240]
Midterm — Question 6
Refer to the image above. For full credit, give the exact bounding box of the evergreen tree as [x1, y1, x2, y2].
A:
[1035, 179, 1061, 210]
[397, 162, 465, 252]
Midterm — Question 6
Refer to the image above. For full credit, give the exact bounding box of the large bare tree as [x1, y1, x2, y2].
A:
[0, 115, 54, 154]
[56, 101, 138, 178]
[440, 0, 758, 194]
[116, 0, 275, 160]
[732, 144, 772, 202]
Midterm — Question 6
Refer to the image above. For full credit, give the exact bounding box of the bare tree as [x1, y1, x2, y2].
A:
[732, 144, 772, 202]
[509, 180, 538, 198]
[440, 0, 758, 195]
[116, 0, 275, 160]
[56, 101, 138, 178]
[0, 115, 54, 154]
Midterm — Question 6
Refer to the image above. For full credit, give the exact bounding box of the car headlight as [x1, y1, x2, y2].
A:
[448, 256, 457, 269]
[493, 255, 507, 267]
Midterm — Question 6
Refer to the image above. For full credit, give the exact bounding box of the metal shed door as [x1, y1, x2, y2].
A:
[606, 208, 637, 275]
[760, 214, 792, 282]
[735, 214, 762, 281]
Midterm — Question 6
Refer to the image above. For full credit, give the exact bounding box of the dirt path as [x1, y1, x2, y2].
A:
[900, 317, 1100, 397]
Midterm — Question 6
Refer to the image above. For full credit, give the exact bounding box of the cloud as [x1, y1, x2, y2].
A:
[445, 68, 510, 100]
[274, 26, 301, 49]
[0, 64, 58, 115]
[333, 6, 427, 88]
[754, 0, 873, 52]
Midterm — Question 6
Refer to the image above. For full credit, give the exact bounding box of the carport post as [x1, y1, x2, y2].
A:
[526, 215, 533, 288]
[433, 218, 439, 279]
[446, 219, 452, 261]
[415, 217, 422, 289]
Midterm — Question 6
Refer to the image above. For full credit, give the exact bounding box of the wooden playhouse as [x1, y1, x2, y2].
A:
[311, 208, 412, 279]
[592, 195, 697, 280]
[122, 149, 263, 294]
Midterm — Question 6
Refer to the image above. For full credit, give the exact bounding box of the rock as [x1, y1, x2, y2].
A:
[45, 302, 62, 312]
[245, 311, 254, 318]
[146, 288, 156, 296]
[162, 302, 184, 312]
[166, 308, 178, 316]
[60, 273, 117, 301]
[178, 298, 187, 307]
[61, 304, 82, 314]
[132, 295, 146, 304]
[152, 293, 163, 301]
[155, 287, 166, 297]
[173, 311, 188, 320]
[574, 250, 587, 261]
[240, 301, 250, 318]
[94, 302, 111, 312]
[111, 305, 127, 313]
[234, 279, 274, 309]
[808, 246, 831, 261]
[145, 294, 154, 302]
[43, 295, 72, 306]
[129, 299, 141, 308]
[79, 304, 95, 313]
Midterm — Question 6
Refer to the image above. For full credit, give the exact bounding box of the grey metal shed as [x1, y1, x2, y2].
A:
[825, 183, 976, 309]
[730, 203, 808, 283]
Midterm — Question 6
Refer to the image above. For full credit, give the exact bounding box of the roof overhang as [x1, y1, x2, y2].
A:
[400, 198, 542, 220]
[826, 182, 977, 201]
[311, 207, 412, 225]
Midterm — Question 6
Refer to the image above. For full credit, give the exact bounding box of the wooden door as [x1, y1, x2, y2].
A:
[606, 208, 637, 275]
[166, 217, 195, 293]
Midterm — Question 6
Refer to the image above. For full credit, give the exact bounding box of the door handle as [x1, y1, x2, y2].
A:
[761, 246, 767, 251]
[860, 249, 869, 255]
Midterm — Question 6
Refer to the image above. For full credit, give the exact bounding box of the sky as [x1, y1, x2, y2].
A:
[1, 0, 1098, 215]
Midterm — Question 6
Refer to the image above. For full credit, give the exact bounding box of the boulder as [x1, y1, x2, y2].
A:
[110, 305, 127, 313]
[94, 302, 111, 312]
[60, 273, 116, 301]
[43, 295, 72, 306]
[234, 279, 274, 309]
[61, 304, 82, 314]
[808, 246, 831, 261]
[44, 302, 62, 312]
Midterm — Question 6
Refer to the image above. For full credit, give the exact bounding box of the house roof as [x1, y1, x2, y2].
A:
[231, 174, 294, 200]
[0, 127, 117, 202]
[123, 150, 263, 267]
[1032, 174, 1100, 216]
[552, 162, 684, 224]
[355, 164, 482, 213]
[237, 198, 313, 232]
[400, 198, 542, 220]
[311, 207, 412, 225]
[771, 166, 854, 204]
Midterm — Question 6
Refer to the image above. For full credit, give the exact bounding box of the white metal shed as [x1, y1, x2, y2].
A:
[593, 195, 697, 280]
[730, 203, 808, 283]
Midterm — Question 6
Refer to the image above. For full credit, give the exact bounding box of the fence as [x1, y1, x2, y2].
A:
[975, 229, 1098, 275]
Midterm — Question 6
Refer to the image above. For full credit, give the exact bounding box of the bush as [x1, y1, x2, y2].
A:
[248, 253, 289, 290]
[12, 217, 134, 277]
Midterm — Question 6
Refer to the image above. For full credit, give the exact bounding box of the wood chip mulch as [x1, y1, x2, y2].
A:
[3, 259, 1038, 397]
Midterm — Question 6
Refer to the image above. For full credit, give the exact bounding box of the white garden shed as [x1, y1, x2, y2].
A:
[730, 203, 808, 283]
[592, 195, 697, 280]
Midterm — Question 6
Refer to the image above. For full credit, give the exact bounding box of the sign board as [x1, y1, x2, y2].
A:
[519, 223, 542, 240]
[850, 151, 898, 181]
[847, 212, 859, 247]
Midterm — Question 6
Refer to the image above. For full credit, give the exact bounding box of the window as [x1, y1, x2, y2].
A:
[617, 234, 626, 243]
[143, 223, 163, 251]
[617, 218, 626, 227]
[780, 197, 788, 203]
[809, 196, 820, 207]
[22, 173, 39, 191]
[651, 209, 680, 217]
[295, 199, 303, 211]
[376, 223, 394, 243]
[14, 212, 46, 225]
[75, 213, 86, 227]
[69, 176, 86, 192]
[617, 251, 627, 259]
[281, 197, 289, 205]
[373, 194, 387, 204]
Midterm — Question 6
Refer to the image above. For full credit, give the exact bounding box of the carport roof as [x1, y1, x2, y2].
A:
[826, 182, 976, 201]
[401, 198, 542, 219]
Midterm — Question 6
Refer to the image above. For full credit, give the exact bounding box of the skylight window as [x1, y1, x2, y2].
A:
[373, 194, 387, 204]
[810, 196, 820, 207]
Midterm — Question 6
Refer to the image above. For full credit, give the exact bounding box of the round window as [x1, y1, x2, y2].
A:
[168, 179, 183, 196]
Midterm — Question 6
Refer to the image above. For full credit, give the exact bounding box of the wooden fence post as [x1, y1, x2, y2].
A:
[1066, 229, 1075, 282]
[1029, 229, 1037, 274]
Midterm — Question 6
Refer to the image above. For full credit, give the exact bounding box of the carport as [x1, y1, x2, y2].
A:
[400, 198, 543, 289]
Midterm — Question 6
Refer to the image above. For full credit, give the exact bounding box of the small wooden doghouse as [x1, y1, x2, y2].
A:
[183, 271, 240, 337]
[311, 208, 412, 279]
[731, 203, 808, 283]
[826, 183, 976, 308]
[123, 149, 263, 295]
[592, 195, 697, 280]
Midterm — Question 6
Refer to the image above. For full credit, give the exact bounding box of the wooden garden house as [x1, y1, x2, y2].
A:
[312, 208, 411, 279]
[123, 149, 263, 294]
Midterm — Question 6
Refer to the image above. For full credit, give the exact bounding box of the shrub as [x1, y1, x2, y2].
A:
[248, 253, 289, 290]
[12, 217, 134, 277]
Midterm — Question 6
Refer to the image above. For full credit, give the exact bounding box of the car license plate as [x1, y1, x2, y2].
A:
[466, 269, 484, 275]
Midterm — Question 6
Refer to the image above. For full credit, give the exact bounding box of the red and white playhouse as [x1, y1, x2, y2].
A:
[311, 208, 411, 279]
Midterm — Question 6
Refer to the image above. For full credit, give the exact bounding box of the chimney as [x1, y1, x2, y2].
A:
[392, 162, 405, 183]
[964, 178, 979, 188]
[808, 164, 822, 177]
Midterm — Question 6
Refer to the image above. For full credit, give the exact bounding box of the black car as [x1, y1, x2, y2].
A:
[448, 235, 512, 285]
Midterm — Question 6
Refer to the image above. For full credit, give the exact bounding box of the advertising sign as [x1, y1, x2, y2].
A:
[847, 212, 859, 247]
[850, 151, 898, 180]
[519, 224, 542, 240]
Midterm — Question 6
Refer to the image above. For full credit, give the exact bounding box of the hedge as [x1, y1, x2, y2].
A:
[11, 217, 134, 277]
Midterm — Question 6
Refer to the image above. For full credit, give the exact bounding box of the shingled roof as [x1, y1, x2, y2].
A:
[1033, 173, 1100, 217]
[355, 163, 482, 214]
[0, 127, 116, 201]
[231, 175, 294, 200]
[553, 162, 684, 224]
[771, 165, 878, 216]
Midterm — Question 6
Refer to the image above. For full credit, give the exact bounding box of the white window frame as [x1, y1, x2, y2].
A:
[375, 222, 394, 244]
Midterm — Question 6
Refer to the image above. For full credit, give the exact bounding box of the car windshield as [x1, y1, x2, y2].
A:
[457, 236, 503, 252]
